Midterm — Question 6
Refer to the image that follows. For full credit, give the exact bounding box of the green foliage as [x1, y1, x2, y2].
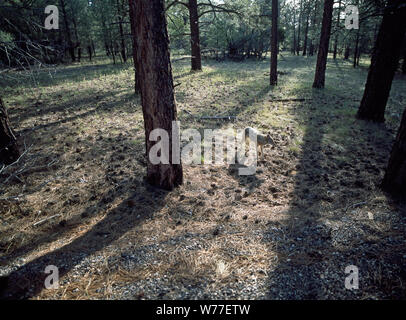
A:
[0, 0, 392, 66]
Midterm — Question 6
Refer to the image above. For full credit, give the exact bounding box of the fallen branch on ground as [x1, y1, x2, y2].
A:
[200, 115, 237, 120]
[0, 144, 33, 176]
[172, 56, 193, 62]
[271, 98, 312, 102]
[33, 214, 62, 227]
[345, 201, 367, 212]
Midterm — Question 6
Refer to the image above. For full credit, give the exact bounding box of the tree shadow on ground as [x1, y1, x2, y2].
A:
[264, 88, 406, 299]
[0, 177, 170, 300]
[14, 90, 137, 134]
[0, 62, 129, 91]
[0, 133, 146, 266]
[227, 163, 265, 192]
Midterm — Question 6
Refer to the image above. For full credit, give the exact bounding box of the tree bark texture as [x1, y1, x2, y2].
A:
[132, 0, 183, 190]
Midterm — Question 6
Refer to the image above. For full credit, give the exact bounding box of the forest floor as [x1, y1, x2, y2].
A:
[0, 53, 406, 300]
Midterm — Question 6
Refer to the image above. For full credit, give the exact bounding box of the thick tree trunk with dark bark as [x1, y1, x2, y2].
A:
[381, 108, 406, 199]
[133, 0, 183, 190]
[0, 98, 20, 165]
[270, 0, 279, 85]
[129, 0, 140, 93]
[357, 0, 406, 123]
[189, 0, 202, 71]
[313, 0, 334, 88]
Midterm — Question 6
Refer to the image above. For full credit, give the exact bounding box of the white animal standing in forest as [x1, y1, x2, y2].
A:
[244, 127, 275, 160]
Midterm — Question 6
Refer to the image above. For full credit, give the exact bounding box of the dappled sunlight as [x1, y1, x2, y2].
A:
[1, 53, 406, 300]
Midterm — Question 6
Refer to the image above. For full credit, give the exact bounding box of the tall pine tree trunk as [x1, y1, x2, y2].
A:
[0, 98, 20, 165]
[189, 0, 202, 71]
[381, 107, 406, 199]
[132, 0, 183, 190]
[270, 0, 279, 85]
[313, 0, 334, 88]
[357, 0, 406, 123]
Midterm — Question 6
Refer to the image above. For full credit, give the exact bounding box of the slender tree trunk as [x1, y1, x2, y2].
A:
[133, 0, 183, 190]
[88, 46, 92, 61]
[344, 46, 350, 60]
[270, 0, 279, 85]
[111, 41, 116, 64]
[296, 0, 302, 55]
[59, 0, 75, 62]
[357, 0, 406, 122]
[309, 42, 314, 56]
[189, 0, 202, 71]
[119, 19, 127, 63]
[0, 98, 19, 165]
[381, 107, 406, 199]
[91, 40, 96, 57]
[70, 6, 81, 62]
[333, 0, 341, 59]
[292, 0, 296, 54]
[129, 0, 141, 93]
[117, 0, 127, 63]
[353, 25, 360, 68]
[356, 48, 361, 66]
[117, 42, 123, 63]
[302, 4, 310, 56]
[308, 0, 319, 56]
[313, 0, 334, 88]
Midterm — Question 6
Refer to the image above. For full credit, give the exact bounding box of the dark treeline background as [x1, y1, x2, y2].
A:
[1, 0, 404, 70]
